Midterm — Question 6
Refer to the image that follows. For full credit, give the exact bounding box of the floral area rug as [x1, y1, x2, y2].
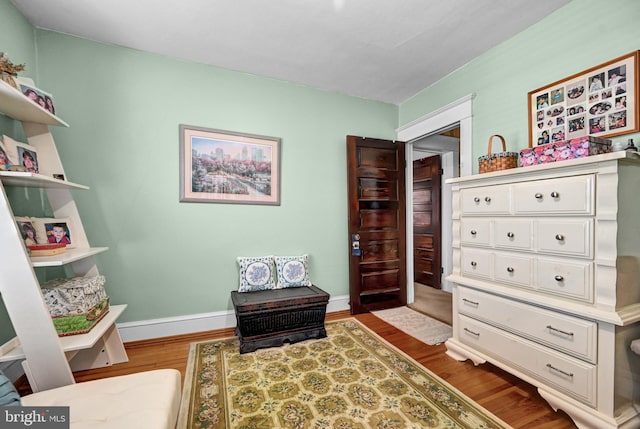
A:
[371, 306, 453, 345]
[177, 318, 511, 429]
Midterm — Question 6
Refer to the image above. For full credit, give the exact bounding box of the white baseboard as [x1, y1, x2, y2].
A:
[117, 294, 350, 343]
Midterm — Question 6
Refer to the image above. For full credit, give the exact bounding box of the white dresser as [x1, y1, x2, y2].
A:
[445, 151, 640, 429]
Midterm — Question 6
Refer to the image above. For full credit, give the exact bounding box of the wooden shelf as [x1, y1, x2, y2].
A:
[0, 304, 127, 362]
[0, 80, 67, 126]
[0, 171, 88, 190]
[30, 247, 108, 267]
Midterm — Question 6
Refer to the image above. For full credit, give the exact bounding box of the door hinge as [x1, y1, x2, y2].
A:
[441, 267, 444, 274]
[439, 168, 444, 175]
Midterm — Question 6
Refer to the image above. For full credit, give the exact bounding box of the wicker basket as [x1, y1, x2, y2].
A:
[478, 135, 519, 173]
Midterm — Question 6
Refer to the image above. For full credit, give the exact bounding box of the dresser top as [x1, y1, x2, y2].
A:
[449, 151, 640, 184]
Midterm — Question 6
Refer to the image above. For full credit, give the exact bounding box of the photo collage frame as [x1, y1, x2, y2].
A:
[528, 51, 639, 147]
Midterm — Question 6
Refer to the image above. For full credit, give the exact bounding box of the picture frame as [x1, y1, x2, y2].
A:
[16, 142, 39, 174]
[0, 141, 11, 170]
[43, 221, 72, 246]
[2, 135, 39, 173]
[528, 51, 639, 147]
[15, 216, 75, 248]
[16, 219, 42, 246]
[179, 124, 281, 205]
[19, 82, 56, 115]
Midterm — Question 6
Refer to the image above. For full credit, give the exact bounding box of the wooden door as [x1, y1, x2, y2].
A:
[346, 135, 406, 314]
[413, 155, 442, 289]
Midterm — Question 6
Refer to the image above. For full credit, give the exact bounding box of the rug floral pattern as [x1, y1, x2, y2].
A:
[178, 319, 510, 429]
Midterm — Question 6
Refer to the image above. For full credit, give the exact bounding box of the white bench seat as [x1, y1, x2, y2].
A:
[22, 369, 181, 429]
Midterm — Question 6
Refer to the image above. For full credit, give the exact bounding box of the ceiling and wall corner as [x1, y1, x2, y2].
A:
[9, 0, 571, 105]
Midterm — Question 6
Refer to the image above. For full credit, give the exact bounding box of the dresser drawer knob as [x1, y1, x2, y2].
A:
[507, 267, 514, 273]
[507, 232, 514, 238]
[554, 275, 564, 282]
[462, 298, 479, 306]
[470, 261, 477, 267]
[470, 230, 477, 235]
[555, 234, 565, 241]
[463, 327, 480, 337]
[473, 197, 480, 203]
[535, 193, 543, 199]
[546, 363, 574, 378]
[550, 191, 560, 198]
[484, 196, 491, 202]
[546, 324, 574, 336]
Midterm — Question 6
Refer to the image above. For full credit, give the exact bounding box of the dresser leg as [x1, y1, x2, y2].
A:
[444, 339, 487, 366]
[538, 388, 629, 429]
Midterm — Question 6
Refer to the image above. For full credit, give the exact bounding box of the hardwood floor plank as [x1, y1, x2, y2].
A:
[16, 311, 577, 428]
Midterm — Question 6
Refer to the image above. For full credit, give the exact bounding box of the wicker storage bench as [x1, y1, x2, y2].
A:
[231, 284, 329, 353]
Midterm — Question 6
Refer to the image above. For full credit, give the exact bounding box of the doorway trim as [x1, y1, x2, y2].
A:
[396, 94, 474, 302]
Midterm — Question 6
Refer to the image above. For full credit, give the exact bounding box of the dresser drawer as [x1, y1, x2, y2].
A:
[513, 175, 594, 215]
[494, 220, 532, 250]
[538, 219, 593, 258]
[460, 219, 491, 246]
[460, 248, 491, 279]
[458, 314, 596, 406]
[494, 253, 533, 288]
[461, 184, 511, 215]
[537, 258, 593, 302]
[457, 287, 597, 363]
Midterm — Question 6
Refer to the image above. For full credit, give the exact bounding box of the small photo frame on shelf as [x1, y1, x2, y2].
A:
[29, 217, 76, 248]
[15, 218, 45, 246]
[16, 144, 38, 174]
[44, 221, 71, 246]
[0, 140, 12, 170]
[528, 51, 639, 147]
[1, 135, 38, 173]
[18, 82, 55, 115]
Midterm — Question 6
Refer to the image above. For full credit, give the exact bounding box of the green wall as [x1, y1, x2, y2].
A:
[28, 31, 398, 322]
[400, 0, 640, 161]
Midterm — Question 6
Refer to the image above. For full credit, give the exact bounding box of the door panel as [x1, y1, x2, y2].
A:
[361, 239, 399, 262]
[360, 209, 398, 229]
[413, 156, 442, 289]
[359, 178, 397, 199]
[347, 135, 406, 314]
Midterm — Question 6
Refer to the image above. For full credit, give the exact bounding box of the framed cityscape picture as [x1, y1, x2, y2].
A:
[528, 51, 639, 147]
[179, 124, 281, 205]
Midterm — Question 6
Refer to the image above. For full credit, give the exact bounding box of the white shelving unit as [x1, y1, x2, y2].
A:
[0, 80, 128, 392]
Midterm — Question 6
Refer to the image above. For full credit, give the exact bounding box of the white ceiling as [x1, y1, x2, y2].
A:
[11, 0, 571, 104]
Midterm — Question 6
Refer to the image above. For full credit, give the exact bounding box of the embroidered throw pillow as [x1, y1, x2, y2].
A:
[275, 254, 311, 288]
[237, 256, 276, 292]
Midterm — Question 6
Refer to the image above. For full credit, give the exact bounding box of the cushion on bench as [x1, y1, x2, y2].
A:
[21, 369, 181, 429]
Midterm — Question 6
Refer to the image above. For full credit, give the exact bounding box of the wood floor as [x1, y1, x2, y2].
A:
[20, 311, 577, 428]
